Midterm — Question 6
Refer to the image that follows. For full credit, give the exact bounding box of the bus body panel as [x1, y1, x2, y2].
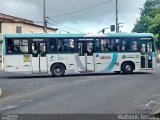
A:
[4, 55, 31, 72]
[76, 55, 87, 72]
[31, 56, 40, 73]
[47, 54, 77, 73]
[2, 33, 157, 75]
[94, 52, 141, 72]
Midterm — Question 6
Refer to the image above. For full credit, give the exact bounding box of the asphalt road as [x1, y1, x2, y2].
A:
[0, 64, 160, 114]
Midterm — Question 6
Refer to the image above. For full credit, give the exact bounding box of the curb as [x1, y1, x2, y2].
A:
[0, 88, 2, 97]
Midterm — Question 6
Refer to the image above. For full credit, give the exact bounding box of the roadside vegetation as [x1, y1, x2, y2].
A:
[132, 0, 160, 48]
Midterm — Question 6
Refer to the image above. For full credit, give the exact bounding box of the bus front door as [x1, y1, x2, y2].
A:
[140, 41, 153, 69]
[77, 41, 94, 72]
[31, 42, 48, 73]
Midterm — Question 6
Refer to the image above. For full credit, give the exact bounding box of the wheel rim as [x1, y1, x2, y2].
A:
[54, 67, 62, 75]
[125, 65, 132, 72]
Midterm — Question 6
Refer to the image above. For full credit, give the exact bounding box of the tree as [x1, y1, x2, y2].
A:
[132, 16, 151, 33]
[132, 0, 160, 49]
[149, 14, 160, 34]
[141, 0, 160, 16]
[132, 0, 160, 35]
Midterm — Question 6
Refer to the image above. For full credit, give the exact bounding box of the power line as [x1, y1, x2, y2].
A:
[32, 21, 44, 23]
[50, 0, 114, 18]
[61, 0, 92, 18]
[47, 18, 84, 33]
[48, 22, 71, 32]
[47, 23, 70, 33]
[60, 0, 111, 25]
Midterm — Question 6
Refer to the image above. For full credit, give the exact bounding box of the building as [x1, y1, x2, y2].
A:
[0, 13, 58, 40]
[0, 13, 58, 60]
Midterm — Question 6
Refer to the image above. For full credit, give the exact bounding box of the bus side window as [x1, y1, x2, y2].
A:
[131, 40, 138, 51]
[64, 39, 75, 53]
[7, 39, 28, 54]
[51, 45, 55, 52]
[78, 43, 84, 56]
[7, 39, 13, 54]
[64, 44, 69, 52]
[40, 43, 46, 57]
[87, 42, 93, 56]
[8, 46, 13, 54]
[50, 39, 56, 53]
[125, 38, 132, 51]
[59, 46, 63, 52]
[105, 39, 110, 52]
[32, 43, 38, 57]
[57, 39, 63, 53]
[114, 39, 121, 51]
[100, 39, 110, 52]
[110, 39, 115, 51]
[121, 39, 126, 51]
[95, 39, 101, 52]
[147, 42, 152, 53]
[57, 38, 75, 53]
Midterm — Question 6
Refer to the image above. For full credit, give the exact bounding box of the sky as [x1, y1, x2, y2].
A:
[0, 0, 146, 33]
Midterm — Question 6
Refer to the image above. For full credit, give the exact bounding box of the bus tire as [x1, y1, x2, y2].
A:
[121, 62, 133, 74]
[50, 64, 65, 77]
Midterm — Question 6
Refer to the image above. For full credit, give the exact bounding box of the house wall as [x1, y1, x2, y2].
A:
[1, 22, 56, 34]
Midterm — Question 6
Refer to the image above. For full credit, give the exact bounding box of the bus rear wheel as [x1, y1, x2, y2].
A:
[121, 62, 133, 74]
[50, 64, 65, 77]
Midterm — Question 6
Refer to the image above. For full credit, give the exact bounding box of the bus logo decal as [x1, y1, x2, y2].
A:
[100, 56, 111, 60]
[122, 55, 126, 59]
[50, 55, 56, 61]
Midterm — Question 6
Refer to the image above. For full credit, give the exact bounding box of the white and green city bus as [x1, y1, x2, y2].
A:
[2, 33, 157, 77]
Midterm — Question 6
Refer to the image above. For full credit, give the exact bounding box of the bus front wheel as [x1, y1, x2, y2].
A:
[50, 64, 65, 77]
[121, 62, 133, 74]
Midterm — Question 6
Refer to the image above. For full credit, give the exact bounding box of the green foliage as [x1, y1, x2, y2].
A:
[156, 40, 160, 49]
[141, 0, 160, 16]
[132, 16, 151, 33]
[132, 0, 160, 37]
[149, 14, 160, 34]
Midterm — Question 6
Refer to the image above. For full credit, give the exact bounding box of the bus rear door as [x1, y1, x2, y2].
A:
[77, 40, 95, 72]
[31, 41, 48, 73]
[140, 40, 153, 69]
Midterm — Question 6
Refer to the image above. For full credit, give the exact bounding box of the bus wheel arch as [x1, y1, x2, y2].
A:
[121, 61, 135, 74]
[50, 63, 66, 77]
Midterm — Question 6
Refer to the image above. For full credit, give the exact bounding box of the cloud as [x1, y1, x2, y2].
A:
[0, 0, 146, 33]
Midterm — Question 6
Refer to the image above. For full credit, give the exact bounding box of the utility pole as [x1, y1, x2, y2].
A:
[116, 0, 119, 33]
[43, 0, 47, 33]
